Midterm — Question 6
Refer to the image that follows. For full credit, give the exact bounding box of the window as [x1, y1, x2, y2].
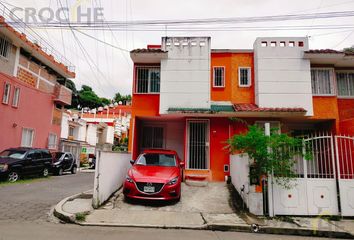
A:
[21, 128, 34, 147]
[270, 41, 276, 47]
[311, 69, 335, 95]
[280, 41, 286, 47]
[213, 67, 225, 87]
[289, 41, 295, 47]
[0, 36, 10, 58]
[337, 72, 354, 97]
[298, 41, 304, 47]
[2, 82, 10, 104]
[48, 133, 57, 149]
[142, 126, 164, 149]
[69, 126, 74, 137]
[261, 41, 267, 47]
[12, 87, 20, 107]
[239, 67, 251, 87]
[135, 67, 160, 93]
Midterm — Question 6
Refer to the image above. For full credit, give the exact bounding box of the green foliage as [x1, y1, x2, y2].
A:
[114, 92, 131, 105]
[228, 125, 311, 188]
[343, 45, 354, 54]
[78, 85, 103, 109]
[100, 97, 111, 106]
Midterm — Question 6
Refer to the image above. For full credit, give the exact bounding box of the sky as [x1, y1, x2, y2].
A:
[3, 0, 354, 99]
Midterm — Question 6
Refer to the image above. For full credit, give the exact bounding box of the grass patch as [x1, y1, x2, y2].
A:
[75, 212, 88, 222]
[0, 176, 50, 187]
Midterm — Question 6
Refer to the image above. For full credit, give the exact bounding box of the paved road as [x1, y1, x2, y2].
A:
[0, 172, 94, 222]
[0, 221, 332, 240]
[0, 172, 337, 240]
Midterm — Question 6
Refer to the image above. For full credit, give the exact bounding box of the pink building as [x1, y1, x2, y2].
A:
[0, 16, 75, 151]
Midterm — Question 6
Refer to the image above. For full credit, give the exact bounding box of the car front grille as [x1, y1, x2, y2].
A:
[136, 182, 164, 194]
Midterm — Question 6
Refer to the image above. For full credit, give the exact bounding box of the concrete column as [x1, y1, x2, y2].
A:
[265, 122, 275, 217]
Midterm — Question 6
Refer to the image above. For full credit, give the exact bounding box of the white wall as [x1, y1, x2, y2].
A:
[159, 37, 211, 114]
[104, 126, 114, 144]
[60, 113, 70, 139]
[92, 151, 131, 208]
[86, 124, 98, 146]
[254, 37, 313, 116]
[230, 154, 263, 215]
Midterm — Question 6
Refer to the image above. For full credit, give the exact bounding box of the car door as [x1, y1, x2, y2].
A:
[31, 150, 43, 174]
[22, 150, 38, 175]
[62, 153, 71, 171]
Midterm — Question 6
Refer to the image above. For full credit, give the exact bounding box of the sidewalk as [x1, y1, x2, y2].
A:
[54, 183, 354, 238]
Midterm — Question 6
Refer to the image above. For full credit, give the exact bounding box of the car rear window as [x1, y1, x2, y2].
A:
[136, 153, 176, 167]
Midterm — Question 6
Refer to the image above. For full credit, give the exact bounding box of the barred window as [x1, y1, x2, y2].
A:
[239, 67, 251, 87]
[0, 36, 10, 59]
[135, 67, 160, 93]
[337, 72, 354, 97]
[142, 126, 164, 149]
[311, 69, 335, 95]
[213, 67, 225, 87]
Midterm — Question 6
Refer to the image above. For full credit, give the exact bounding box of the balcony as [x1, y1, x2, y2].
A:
[54, 84, 72, 105]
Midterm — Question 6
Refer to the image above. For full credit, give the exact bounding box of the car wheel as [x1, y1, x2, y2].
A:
[71, 166, 77, 174]
[8, 171, 20, 183]
[43, 167, 49, 177]
[57, 168, 63, 176]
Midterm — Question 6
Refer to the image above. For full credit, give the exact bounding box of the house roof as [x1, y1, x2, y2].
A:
[305, 49, 354, 56]
[130, 48, 167, 53]
[0, 16, 75, 78]
[168, 104, 306, 114]
[233, 103, 307, 113]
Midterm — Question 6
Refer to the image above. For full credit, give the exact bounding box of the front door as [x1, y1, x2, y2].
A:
[187, 120, 209, 169]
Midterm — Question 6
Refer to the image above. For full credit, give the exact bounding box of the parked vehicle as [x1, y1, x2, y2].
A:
[123, 149, 184, 201]
[0, 148, 52, 182]
[88, 154, 96, 169]
[52, 152, 77, 175]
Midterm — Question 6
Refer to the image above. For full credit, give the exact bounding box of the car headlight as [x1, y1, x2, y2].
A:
[126, 175, 134, 183]
[167, 177, 178, 185]
[0, 164, 8, 171]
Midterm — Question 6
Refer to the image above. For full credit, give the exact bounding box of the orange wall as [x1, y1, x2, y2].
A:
[209, 118, 231, 181]
[211, 52, 255, 104]
[338, 99, 354, 120]
[310, 96, 340, 133]
[210, 53, 232, 101]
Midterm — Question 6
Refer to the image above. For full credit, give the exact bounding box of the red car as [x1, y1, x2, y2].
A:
[123, 149, 184, 201]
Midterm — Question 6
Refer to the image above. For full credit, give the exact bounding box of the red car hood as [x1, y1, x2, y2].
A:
[130, 165, 179, 183]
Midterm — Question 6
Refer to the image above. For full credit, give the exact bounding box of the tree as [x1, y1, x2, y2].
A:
[114, 92, 131, 104]
[228, 125, 311, 188]
[100, 97, 111, 106]
[78, 85, 102, 109]
[343, 45, 354, 54]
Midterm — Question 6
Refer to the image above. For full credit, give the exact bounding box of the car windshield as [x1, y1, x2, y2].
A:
[136, 153, 176, 167]
[0, 150, 27, 159]
[53, 152, 64, 161]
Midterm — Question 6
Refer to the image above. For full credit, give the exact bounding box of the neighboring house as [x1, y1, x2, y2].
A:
[81, 104, 132, 144]
[60, 110, 93, 162]
[128, 37, 354, 182]
[0, 16, 75, 151]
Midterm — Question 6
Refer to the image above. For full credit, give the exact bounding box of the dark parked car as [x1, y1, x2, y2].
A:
[0, 147, 52, 182]
[52, 152, 77, 175]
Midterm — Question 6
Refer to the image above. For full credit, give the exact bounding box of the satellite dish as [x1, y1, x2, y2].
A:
[114, 102, 118, 106]
[98, 107, 103, 112]
[118, 101, 123, 105]
[109, 104, 114, 108]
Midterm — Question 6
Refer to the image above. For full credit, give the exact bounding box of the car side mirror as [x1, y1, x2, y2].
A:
[26, 156, 32, 160]
[130, 160, 135, 165]
[180, 161, 185, 167]
[64, 157, 69, 160]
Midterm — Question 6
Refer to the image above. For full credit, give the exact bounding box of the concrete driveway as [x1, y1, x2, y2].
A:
[85, 182, 247, 228]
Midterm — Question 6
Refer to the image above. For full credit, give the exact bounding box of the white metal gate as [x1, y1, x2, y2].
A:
[187, 120, 209, 170]
[272, 134, 339, 216]
[335, 135, 354, 217]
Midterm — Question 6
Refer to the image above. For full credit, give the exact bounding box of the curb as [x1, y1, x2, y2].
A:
[53, 190, 93, 223]
[53, 193, 353, 238]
